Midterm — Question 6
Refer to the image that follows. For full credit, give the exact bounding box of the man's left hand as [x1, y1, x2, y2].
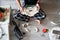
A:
[36, 4, 40, 11]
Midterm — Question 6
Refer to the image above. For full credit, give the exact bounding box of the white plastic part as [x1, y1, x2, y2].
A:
[24, 6, 38, 16]
[49, 27, 60, 40]
[22, 23, 29, 27]
[27, 26, 38, 33]
[22, 23, 38, 33]
[50, 21, 57, 25]
[24, 28, 30, 32]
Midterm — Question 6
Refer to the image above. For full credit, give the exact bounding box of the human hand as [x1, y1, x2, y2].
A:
[36, 4, 40, 11]
[19, 7, 24, 14]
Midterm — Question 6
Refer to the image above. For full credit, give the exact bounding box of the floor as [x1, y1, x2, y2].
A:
[0, 0, 60, 40]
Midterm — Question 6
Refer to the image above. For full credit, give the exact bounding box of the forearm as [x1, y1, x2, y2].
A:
[16, 0, 22, 9]
[16, 0, 24, 13]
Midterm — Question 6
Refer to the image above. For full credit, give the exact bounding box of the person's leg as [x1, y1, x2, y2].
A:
[34, 9, 46, 20]
[13, 10, 30, 22]
[29, 9, 46, 24]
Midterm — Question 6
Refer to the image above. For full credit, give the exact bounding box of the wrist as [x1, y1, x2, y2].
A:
[19, 7, 24, 11]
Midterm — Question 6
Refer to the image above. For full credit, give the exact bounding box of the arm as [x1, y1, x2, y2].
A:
[16, 0, 24, 14]
[36, 0, 41, 10]
[35, 0, 41, 24]
[37, 0, 41, 7]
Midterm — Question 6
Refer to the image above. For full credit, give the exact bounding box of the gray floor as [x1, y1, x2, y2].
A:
[0, 0, 60, 40]
[10, 2, 60, 40]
